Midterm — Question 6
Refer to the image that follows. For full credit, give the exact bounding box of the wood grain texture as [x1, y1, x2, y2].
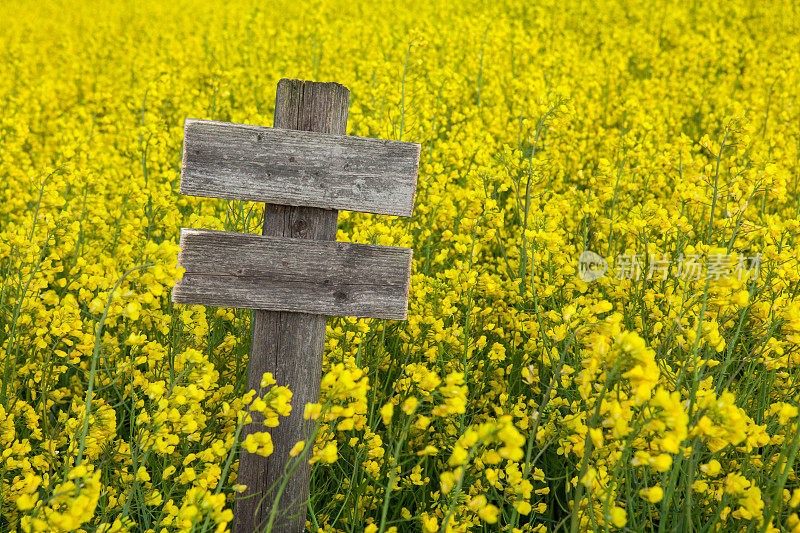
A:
[172, 228, 412, 320]
[180, 118, 420, 217]
[233, 79, 347, 533]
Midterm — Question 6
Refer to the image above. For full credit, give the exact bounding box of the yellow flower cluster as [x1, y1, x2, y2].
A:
[2, 0, 800, 531]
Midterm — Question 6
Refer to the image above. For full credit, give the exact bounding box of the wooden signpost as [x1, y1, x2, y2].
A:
[171, 79, 420, 533]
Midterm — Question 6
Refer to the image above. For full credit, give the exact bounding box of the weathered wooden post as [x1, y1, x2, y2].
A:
[172, 79, 420, 532]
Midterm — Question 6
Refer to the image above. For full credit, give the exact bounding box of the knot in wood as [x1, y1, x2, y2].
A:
[333, 290, 348, 302]
[292, 218, 309, 235]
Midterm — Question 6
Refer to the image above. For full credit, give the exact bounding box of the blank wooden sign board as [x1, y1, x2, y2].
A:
[171, 79, 420, 533]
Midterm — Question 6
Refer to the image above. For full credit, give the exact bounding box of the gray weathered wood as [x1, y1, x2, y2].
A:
[180, 118, 420, 217]
[232, 79, 348, 533]
[172, 228, 412, 320]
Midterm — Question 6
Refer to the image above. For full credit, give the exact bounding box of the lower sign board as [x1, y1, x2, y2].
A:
[172, 228, 413, 320]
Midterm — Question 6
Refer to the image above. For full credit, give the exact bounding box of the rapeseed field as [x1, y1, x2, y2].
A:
[2, 0, 800, 531]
